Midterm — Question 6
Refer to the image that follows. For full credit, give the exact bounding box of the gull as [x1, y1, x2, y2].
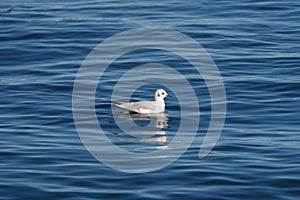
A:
[112, 89, 171, 114]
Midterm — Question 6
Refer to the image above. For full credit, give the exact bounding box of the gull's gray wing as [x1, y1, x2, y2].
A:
[112, 101, 156, 113]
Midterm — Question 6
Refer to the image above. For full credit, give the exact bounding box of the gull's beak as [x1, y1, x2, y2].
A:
[167, 94, 172, 97]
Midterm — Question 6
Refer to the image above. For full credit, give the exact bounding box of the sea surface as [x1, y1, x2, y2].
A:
[1, 0, 300, 199]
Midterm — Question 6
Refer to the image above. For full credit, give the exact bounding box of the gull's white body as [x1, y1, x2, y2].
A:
[112, 89, 170, 114]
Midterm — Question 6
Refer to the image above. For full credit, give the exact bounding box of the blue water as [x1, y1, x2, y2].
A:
[1, 0, 300, 199]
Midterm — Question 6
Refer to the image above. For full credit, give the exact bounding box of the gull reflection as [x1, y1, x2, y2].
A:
[113, 112, 170, 144]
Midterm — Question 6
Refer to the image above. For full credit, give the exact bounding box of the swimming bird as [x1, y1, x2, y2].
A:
[112, 89, 171, 114]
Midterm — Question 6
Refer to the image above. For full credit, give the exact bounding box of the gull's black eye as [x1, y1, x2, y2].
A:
[162, 92, 165, 95]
